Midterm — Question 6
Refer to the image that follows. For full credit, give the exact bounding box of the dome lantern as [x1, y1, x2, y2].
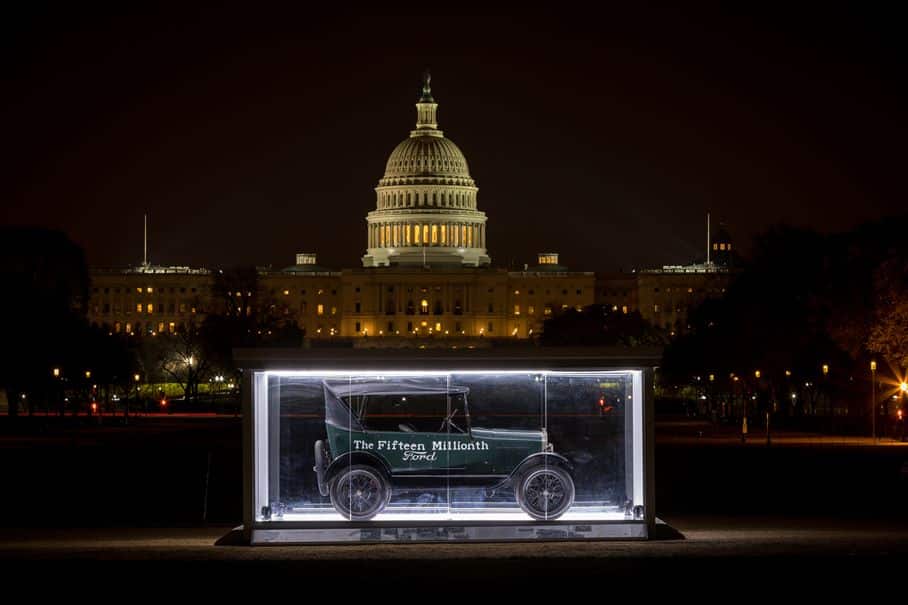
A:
[414, 70, 439, 132]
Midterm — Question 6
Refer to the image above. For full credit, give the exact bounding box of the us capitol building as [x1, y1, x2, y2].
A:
[87, 74, 733, 344]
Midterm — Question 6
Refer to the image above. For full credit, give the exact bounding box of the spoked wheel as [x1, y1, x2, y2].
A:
[329, 465, 391, 521]
[516, 466, 575, 521]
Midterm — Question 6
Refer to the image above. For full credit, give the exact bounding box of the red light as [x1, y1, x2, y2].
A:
[90, 402, 98, 413]
[598, 397, 605, 407]
[160, 399, 167, 407]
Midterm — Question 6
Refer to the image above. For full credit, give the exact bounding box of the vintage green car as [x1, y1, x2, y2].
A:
[313, 379, 575, 521]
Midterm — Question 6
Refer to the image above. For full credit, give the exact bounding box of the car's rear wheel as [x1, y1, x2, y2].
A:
[329, 465, 391, 521]
[516, 465, 574, 521]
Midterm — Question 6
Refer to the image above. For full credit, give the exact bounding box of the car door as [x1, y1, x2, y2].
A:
[359, 392, 448, 476]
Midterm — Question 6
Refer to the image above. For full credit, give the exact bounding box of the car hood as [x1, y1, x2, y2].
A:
[471, 427, 544, 442]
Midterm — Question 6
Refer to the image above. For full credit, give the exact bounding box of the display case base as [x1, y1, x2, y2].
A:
[250, 521, 648, 544]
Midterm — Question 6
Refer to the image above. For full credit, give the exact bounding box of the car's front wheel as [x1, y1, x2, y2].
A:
[516, 465, 575, 521]
[329, 465, 391, 521]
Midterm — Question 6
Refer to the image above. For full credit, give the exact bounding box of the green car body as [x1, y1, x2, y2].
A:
[314, 379, 575, 521]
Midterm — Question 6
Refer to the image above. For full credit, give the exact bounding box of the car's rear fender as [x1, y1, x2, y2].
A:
[325, 450, 393, 486]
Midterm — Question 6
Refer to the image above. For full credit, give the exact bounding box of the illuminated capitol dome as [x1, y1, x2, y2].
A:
[362, 73, 490, 267]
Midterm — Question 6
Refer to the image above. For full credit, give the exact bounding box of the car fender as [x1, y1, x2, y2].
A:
[325, 450, 393, 486]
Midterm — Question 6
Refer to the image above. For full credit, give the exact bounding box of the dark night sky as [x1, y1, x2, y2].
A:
[2, 6, 904, 271]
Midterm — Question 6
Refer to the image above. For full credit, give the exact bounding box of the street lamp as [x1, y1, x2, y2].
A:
[822, 364, 829, 376]
[132, 373, 141, 420]
[870, 361, 877, 442]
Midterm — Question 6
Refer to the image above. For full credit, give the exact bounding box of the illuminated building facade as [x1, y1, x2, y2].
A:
[85, 74, 731, 342]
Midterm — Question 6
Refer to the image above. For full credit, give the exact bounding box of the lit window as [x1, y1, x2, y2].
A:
[421, 299, 429, 314]
[136, 287, 142, 294]
[654, 304, 660, 313]
[146, 287, 153, 293]
[435, 322, 441, 332]
[125, 323, 132, 333]
[528, 305, 535, 315]
[157, 322, 164, 332]
[136, 303, 143, 313]
[331, 306, 337, 315]
[622, 305, 628, 314]
[719, 243, 726, 251]
[727, 243, 732, 251]
[114, 322, 121, 333]
[514, 305, 520, 316]
[431, 224, 438, 244]
[713, 243, 718, 250]
[146, 304, 153, 314]
[168, 322, 175, 333]
[317, 304, 324, 316]
[544, 306, 552, 316]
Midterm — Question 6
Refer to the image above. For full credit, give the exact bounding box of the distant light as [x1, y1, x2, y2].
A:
[870, 361, 877, 372]
[84, 370, 91, 379]
[754, 370, 761, 379]
[901, 382, 908, 393]
[791, 393, 797, 400]
[134, 373, 141, 382]
[822, 364, 829, 375]
[52, 368, 60, 378]
[785, 370, 791, 377]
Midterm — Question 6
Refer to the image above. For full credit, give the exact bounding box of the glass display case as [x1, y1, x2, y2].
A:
[238, 349, 655, 544]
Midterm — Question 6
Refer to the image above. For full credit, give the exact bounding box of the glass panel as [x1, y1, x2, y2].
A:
[253, 370, 643, 527]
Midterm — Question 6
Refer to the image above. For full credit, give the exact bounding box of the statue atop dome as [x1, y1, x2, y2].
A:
[420, 70, 433, 102]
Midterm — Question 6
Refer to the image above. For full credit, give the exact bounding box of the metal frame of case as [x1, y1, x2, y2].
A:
[236, 347, 658, 545]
